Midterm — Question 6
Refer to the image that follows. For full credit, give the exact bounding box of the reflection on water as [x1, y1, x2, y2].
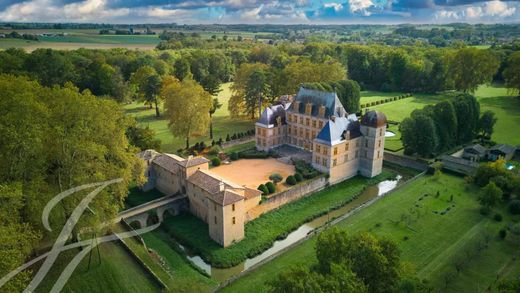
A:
[184, 174, 404, 282]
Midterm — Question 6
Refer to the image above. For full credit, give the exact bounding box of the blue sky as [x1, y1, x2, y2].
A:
[0, 0, 518, 24]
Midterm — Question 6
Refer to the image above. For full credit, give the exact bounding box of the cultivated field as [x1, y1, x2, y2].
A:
[222, 172, 520, 292]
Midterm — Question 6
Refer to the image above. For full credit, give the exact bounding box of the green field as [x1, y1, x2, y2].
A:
[162, 170, 396, 268]
[361, 85, 520, 151]
[125, 82, 254, 153]
[222, 173, 520, 292]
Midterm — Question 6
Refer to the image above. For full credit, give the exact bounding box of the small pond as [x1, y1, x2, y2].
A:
[178, 172, 407, 282]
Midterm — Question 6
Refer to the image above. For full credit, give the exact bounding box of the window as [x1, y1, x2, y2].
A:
[312, 131, 316, 138]
[322, 159, 328, 167]
[214, 216, 217, 224]
[323, 148, 327, 155]
[379, 128, 383, 136]
[306, 118, 310, 126]
[312, 120, 317, 128]
[316, 145, 321, 153]
[232, 203, 235, 211]
[365, 139, 368, 147]
[299, 117, 303, 124]
[334, 147, 338, 155]
[378, 140, 381, 147]
[377, 150, 380, 158]
[214, 203, 217, 211]
[345, 143, 349, 151]
[305, 129, 310, 139]
[232, 217, 236, 224]
[319, 121, 323, 128]
[333, 159, 337, 167]
[315, 156, 320, 164]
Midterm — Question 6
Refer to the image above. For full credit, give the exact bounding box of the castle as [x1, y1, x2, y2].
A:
[256, 86, 387, 183]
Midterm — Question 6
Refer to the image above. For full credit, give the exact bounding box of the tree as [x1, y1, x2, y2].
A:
[478, 110, 497, 138]
[209, 97, 222, 139]
[503, 51, 520, 96]
[130, 65, 157, 108]
[283, 59, 346, 94]
[316, 229, 401, 293]
[402, 113, 438, 157]
[432, 101, 458, 152]
[449, 48, 499, 93]
[452, 93, 480, 144]
[245, 69, 270, 119]
[229, 63, 269, 118]
[163, 78, 212, 149]
[174, 57, 191, 81]
[126, 120, 161, 151]
[479, 182, 502, 208]
[144, 74, 162, 117]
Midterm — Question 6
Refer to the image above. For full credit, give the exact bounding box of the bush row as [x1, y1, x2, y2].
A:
[360, 93, 412, 109]
[286, 173, 304, 185]
[294, 160, 320, 179]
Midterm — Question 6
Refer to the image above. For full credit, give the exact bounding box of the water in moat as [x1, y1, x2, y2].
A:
[180, 172, 405, 282]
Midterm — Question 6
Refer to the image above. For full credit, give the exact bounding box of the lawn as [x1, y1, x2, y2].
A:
[361, 85, 520, 151]
[222, 173, 520, 293]
[38, 241, 160, 293]
[125, 184, 165, 208]
[161, 170, 396, 268]
[125, 82, 254, 154]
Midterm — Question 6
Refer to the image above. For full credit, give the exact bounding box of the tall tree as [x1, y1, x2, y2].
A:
[130, 65, 157, 108]
[245, 69, 270, 119]
[163, 78, 212, 148]
[452, 93, 480, 144]
[432, 101, 458, 152]
[503, 51, 520, 96]
[144, 74, 162, 117]
[479, 182, 502, 208]
[174, 57, 191, 81]
[449, 48, 499, 93]
[479, 110, 497, 138]
[209, 97, 222, 139]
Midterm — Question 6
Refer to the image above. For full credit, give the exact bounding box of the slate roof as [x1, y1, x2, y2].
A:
[177, 156, 210, 168]
[361, 111, 387, 128]
[315, 114, 360, 146]
[257, 104, 289, 127]
[152, 154, 181, 173]
[289, 87, 345, 118]
[464, 144, 487, 155]
[244, 187, 262, 199]
[211, 189, 244, 206]
[489, 144, 516, 155]
[137, 149, 160, 162]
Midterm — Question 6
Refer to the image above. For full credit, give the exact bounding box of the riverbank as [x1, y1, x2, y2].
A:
[161, 170, 399, 269]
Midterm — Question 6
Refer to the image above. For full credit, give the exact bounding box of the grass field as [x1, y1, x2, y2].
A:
[222, 173, 520, 292]
[161, 170, 396, 268]
[361, 85, 520, 151]
[38, 241, 160, 292]
[125, 82, 254, 154]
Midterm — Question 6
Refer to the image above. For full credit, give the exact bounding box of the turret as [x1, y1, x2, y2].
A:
[359, 111, 387, 177]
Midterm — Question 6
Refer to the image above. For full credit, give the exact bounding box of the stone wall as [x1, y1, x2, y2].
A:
[383, 152, 428, 171]
[248, 176, 328, 220]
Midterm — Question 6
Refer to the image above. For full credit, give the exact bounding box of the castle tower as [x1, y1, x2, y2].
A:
[359, 111, 387, 178]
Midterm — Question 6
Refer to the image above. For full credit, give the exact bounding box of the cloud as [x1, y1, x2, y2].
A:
[435, 0, 518, 21]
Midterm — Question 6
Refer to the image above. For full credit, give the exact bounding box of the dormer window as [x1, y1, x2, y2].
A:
[305, 103, 313, 115]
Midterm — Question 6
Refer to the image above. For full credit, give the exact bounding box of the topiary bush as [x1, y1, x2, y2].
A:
[286, 175, 296, 185]
[269, 173, 283, 184]
[294, 173, 303, 182]
[509, 200, 520, 215]
[257, 184, 269, 195]
[266, 182, 276, 194]
[211, 157, 221, 167]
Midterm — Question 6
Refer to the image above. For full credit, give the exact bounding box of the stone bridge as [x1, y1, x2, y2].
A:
[115, 194, 188, 228]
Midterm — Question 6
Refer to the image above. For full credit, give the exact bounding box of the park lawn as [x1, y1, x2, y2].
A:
[141, 230, 217, 292]
[222, 173, 520, 293]
[161, 170, 396, 268]
[37, 241, 160, 293]
[125, 184, 165, 208]
[0, 38, 39, 49]
[124, 83, 254, 154]
[360, 90, 409, 104]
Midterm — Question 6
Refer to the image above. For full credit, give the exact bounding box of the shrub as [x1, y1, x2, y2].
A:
[479, 206, 491, 216]
[226, 134, 230, 142]
[266, 182, 276, 194]
[509, 200, 520, 215]
[217, 138, 223, 146]
[211, 157, 221, 167]
[239, 149, 269, 159]
[499, 229, 507, 239]
[229, 152, 239, 161]
[494, 213, 503, 222]
[371, 102, 375, 106]
[361, 104, 365, 108]
[294, 173, 303, 182]
[294, 160, 320, 179]
[208, 145, 222, 156]
[257, 184, 269, 195]
[269, 173, 283, 184]
[286, 175, 296, 185]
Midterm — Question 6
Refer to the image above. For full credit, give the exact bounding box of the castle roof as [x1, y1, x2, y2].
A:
[289, 87, 345, 118]
[257, 103, 289, 127]
[315, 114, 360, 146]
[151, 153, 208, 173]
[188, 169, 243, 195]
[361, 111, 387, 128]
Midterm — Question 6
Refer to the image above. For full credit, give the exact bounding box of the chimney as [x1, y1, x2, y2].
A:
[346, 130, 351, 139]
[319, 105, 326, 118]
[219, 180, 225, 192]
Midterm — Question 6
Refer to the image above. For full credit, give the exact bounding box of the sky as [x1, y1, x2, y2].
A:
[0, 0, 519, 24]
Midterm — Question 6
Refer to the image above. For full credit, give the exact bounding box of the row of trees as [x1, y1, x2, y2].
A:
[0, 74, 143, 292]
[401, 94, 495, 157]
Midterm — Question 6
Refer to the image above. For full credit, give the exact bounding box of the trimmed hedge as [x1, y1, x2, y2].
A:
[211, 157, 221, 167]
[295, 173, 303, 182]
[295, 160, 320, 179]
[257, 184, 269, 195]
[286, 175, 297, 185]
[266, 182, 276, 194]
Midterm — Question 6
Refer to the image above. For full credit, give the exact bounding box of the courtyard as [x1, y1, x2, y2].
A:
[209, 158, 295, 191]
